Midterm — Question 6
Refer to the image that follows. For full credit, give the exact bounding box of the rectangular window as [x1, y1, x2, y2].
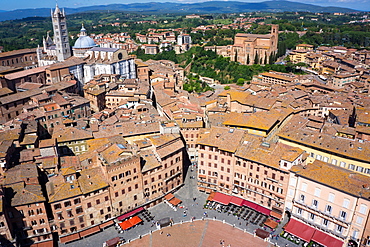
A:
[322, 219, 328, 226]
[359, 204, 367, 214]
[301, 183, 307, 192]
[349, 164, 355, 170]
[336, 225, 343, 233]
[312, 199, 318, 208]
[300, 194, 305, 203]
[340, 211, 347, 220]
[326, 205, 332, 214]
[309, 213, 315, 220]
[356, 216, 363, 225]
[331, 159, 337, 165]
[342, 199, 350, 209]
[314, 188, 321, 197]
[356, 166, 364, 173]
[328, 193, 335, 203]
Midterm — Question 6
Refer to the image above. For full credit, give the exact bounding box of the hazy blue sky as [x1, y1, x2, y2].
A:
[1, 0, 368, 11]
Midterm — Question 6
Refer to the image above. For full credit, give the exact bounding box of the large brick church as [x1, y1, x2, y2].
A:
[205, 24, 279, 65]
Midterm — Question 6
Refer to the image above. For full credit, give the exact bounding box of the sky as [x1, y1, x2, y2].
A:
[1, 0, 368, 11]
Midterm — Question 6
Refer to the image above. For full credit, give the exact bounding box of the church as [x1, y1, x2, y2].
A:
[205, 25, 279, 65]
[36, 5, 136, 90]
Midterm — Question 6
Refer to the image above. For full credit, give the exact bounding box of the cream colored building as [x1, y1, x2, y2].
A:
[286, 160, 370, 247]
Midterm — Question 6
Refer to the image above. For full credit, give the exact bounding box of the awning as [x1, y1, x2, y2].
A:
[164, 193, 175, 201]
[212, 192, 232, 205]
[169, 197, 182, 206]
[117, 207, 144, 221]
[128, 216, 142, 226]
[312, 229, 344, 247]
[60, 233, 80, 244]
[79, 225, 100, 238]
[242, 200, 259, 210]
[230, 196, 244, 206]
[255, 205, 271, 215]
[30, 240, 54, 247]
[284, 218, 315, 242]
[119, 220, 133, 230]
[264, 218, 278, 229]
[199, 174, 206, 178]
[207, 191, 216, 201]
[105, 237, 121, 247]
[270, 211, 282, 219]
[99, 220, 114, 229]
[255, 228, 270, 239]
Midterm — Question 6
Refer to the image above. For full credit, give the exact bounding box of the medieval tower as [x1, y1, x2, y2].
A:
[52, 4, 71, 61]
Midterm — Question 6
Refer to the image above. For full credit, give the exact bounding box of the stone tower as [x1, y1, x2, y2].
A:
[270, 24, 279, 52]
[51, 4, 71, 61]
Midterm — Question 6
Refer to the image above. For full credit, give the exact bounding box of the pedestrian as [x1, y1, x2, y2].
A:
[276, 235, 279, 240]
[160, 231, 163, 235]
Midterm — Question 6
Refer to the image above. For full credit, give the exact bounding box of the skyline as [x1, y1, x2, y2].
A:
[1, 0, 369, 12]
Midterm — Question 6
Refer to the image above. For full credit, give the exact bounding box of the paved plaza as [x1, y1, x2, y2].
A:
[62, 168, 299, 247]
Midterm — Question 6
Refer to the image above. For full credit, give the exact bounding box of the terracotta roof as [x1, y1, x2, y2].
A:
[0, 48, 36, 58]
[141, 150, 161, 172]
[235, 134, 303, 168]
[197, 126, 244, 153]
[47, 178, 82, 203]
[291, 160, 370, 199]
[4, 163, 39, 185]
[47, 57, 85, 70]
[52, 127, 93, 143]
[278, 115, 370, 162]
[223, 109, 291, 131]
[5, 66, 49, 80]
[260, 72, 293, 82]
[6, 182, 46, 206]
[78, 168, 109, 194]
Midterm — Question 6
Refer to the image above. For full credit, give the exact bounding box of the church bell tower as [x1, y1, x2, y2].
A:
[52, 4, 71, 61]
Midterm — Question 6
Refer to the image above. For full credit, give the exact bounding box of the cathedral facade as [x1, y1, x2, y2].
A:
[37, 5, 136, 91]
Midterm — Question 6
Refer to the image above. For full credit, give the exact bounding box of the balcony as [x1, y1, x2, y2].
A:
[265, 177, 278, 183]
[293, 200, 350, 226]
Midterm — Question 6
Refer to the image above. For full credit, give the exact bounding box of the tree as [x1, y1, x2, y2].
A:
[236, 78, 245, 86]
[254, 53, 259, 65]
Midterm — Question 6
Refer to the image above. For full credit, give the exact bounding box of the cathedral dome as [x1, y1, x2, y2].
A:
[73, 24, 96, 49]
[74, 36, 96, 49]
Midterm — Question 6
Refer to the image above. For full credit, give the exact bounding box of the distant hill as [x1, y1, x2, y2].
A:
[0, 1, 359, 22]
